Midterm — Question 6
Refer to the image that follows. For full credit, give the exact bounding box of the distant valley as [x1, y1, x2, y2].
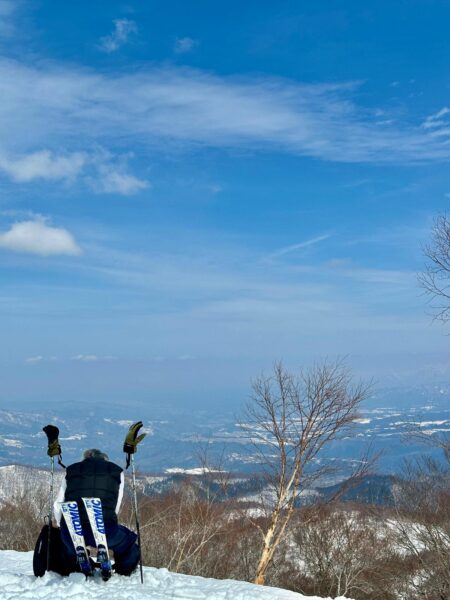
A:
[0, 382, 448, 476]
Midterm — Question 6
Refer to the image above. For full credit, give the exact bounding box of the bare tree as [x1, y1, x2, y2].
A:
[0, 472, 48, 551]
[405, 423, 450, 466]
[419, 213, 450, 323]
[393, 435, 450, 600]
[241, 360, 371, 585]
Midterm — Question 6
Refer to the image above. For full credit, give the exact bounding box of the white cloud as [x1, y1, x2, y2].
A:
[422, 107, 450, 131]
[174, 37, 198, 54]
[423, 107, 450, 122]
[2, 58, 450, 164]
[71, 354, 98, 361]
[0, 219, 82, 257]
[25, 355, 43, 364]
[99, 19, 137, 53]
[71, 354, 117, 361]
[0, 148, 148, 195]
[94, 164, 149, 195]
[0, 150, 86, 182]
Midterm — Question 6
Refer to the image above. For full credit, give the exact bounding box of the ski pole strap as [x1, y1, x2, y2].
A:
[43, 424, 66, 469]
[57, 455, 66, 469]
[123, 421, 146, 469]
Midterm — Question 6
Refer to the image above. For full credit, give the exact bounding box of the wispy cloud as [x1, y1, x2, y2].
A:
[0, 148, 149, 194]
[98, 19, 137, 53]
[0, 150, 86, 182]
[3, 59, 450, 166]
[271, 234, 331, 258]
[0, 219, 82, 257]
[25, 355, 43, 364]
[421, 107, 450, 141]
[422, 107, 450, 129]
[93, 164, 149, 195]
[174, 37, 198, 54]
[327, 260, 414, 286]
[4, 220, 433, 368]
[71, 354, 117, 361]
[25, 354, 117, 364]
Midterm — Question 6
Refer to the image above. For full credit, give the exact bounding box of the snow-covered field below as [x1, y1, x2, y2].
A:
[0, 550, 349, 600]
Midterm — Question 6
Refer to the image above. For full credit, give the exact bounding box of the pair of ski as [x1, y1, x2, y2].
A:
[61, 497, 112, 581]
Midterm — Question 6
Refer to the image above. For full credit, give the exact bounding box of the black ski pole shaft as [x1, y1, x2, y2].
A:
[131, 454, 144, 584]
[47, 455, 55, 571]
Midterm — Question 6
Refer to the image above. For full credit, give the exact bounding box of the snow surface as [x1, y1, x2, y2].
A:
[0, 550, 349, 600]
[164, 467, 224, 475]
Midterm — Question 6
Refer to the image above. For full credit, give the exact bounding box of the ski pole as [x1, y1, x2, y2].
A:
[43, 424, 65, 573]
[47, 455, 55, 571]
[131, 454, 144, 584]
[123, 421, 146, 583]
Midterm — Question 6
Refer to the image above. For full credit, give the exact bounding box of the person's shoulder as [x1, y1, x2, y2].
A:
[66, 460, 83, 473]
[107, 460, 123, 473]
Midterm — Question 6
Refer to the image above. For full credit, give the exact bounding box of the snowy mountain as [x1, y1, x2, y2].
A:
[0, 464, 64, 498]
[0, 385, 449, 474]
[0, 463, 398, 511]
[0, 550, 349, 600]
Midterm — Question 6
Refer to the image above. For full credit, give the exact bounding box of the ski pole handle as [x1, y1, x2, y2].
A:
[43, 424, 66, 467]
[123, 421, 146, 469]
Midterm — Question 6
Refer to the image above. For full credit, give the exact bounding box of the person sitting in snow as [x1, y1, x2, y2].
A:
[52, 447, 140, 576]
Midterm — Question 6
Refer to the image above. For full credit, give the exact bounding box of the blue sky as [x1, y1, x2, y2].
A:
[0, 0, 449, 411]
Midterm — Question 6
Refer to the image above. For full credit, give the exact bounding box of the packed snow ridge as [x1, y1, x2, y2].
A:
[0, 550, 350, 600]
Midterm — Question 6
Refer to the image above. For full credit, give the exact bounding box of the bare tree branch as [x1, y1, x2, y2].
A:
[240, 359, 372, 585]
[419, 213, 450, 323]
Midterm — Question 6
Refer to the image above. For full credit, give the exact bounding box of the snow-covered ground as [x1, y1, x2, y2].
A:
[0, 550, 349, 600]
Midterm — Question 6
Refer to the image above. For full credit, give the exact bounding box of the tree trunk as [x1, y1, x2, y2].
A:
[254, 542, 272, 585]
[254, 510, 279, 585]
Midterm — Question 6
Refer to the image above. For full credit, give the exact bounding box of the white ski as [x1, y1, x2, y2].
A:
[82, 497, 112, 581]
[60, 501, 93, 576]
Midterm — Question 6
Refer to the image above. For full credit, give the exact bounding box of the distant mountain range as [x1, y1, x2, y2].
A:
[0, 461, 400, 512]
[0, 382, 449, 475]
